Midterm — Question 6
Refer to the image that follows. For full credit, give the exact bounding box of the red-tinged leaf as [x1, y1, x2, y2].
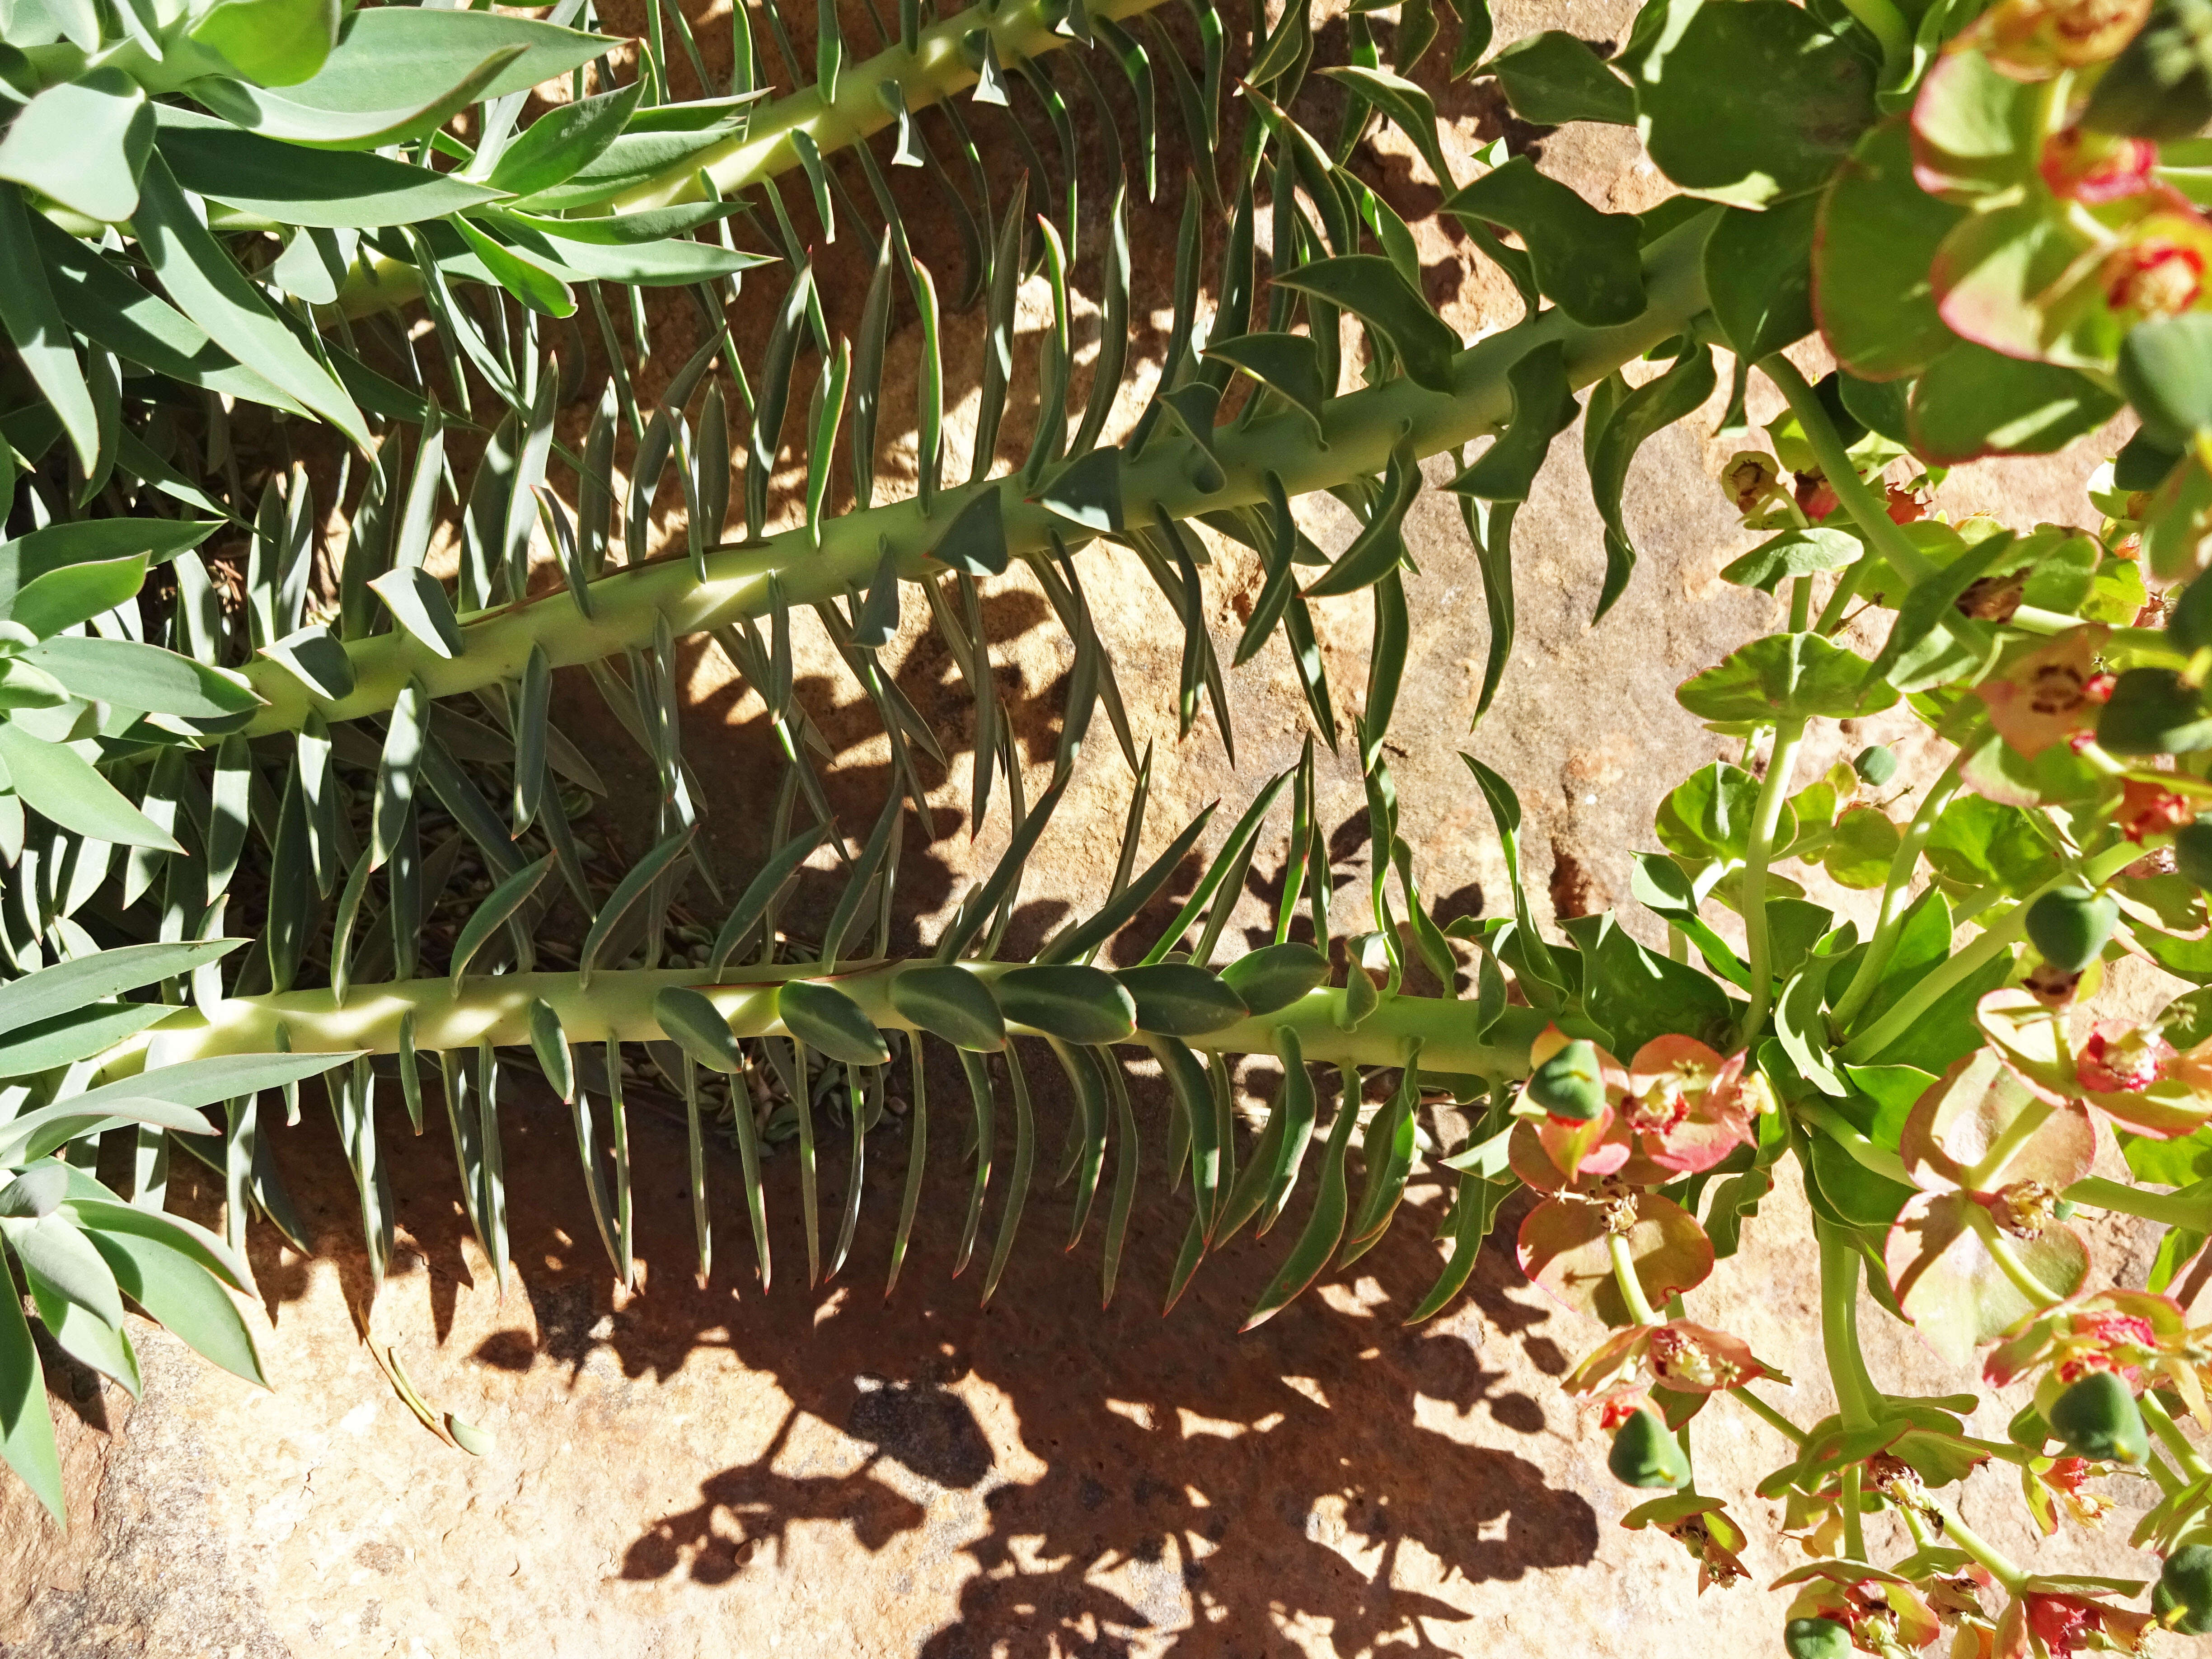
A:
[1886, 1190, 2090, 1367]
[1518, 1192, 1713, 1325]
[1899, 1048, 2098, 1195]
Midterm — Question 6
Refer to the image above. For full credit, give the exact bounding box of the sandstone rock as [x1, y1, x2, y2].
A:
[4, 0, 2188, 1651]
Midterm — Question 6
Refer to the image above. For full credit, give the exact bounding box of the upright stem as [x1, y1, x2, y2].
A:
[1840, 1462, 1867, 1562]
[1819, 1225, 1878, 1430]
[1609, 1231, 1660, 1324]
[1831, 739, 1978, 1031]
[2143, 1392, 2212, 1479]
[1739, 715, 1808, 1045]
[1841, 840, 2146, 1064]
[1760, 356, 1936, 586]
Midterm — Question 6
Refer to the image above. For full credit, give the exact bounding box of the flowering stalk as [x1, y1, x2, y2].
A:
[1839, 841, 2148, 1063]
[1830, 737, 1982, 1031]
[1760, 355, 1936, 586]
[1738, 712, 1808, 1045]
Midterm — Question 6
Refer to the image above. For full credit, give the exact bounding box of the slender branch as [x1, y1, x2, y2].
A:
[1934, 1502, 2028, 1594]
[1961, 1097, 2054, 1194]
[2142, 1391, 2212, 1480]
[1732, 1385, 1809, 1446]
[1794, 1101, 1912, 1186]
[1830, 736, 1979, 1031]
[1759, 355, 1936, 586]
[239, 211, 1721, 736]
[94, 965, 1546, 1086]
[2009, 606, 2170, 652]
[1609, 1230, 1660, 1325]
[2063, 1175, 2212, 1232]
[1838, 840, 2146, 1064]
[1965, 1205, 2067, 1308]
[1739, 713, 1807, 1045]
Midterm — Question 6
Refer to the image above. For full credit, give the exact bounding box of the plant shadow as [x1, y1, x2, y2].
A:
[202, 1018, 1594, 1657]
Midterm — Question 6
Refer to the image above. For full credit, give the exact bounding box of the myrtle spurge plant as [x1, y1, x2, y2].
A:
[15, 0, 2212, 1639]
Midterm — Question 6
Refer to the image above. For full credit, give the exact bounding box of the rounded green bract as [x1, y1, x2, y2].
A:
[1114, 963, 1249, 1036]
[777, 980, 893, 1068]
[888, 965, 1007, 1052]
[2176, 821, 2212, 889]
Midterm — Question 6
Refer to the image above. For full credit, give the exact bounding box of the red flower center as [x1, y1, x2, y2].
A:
[2107, 240, 2207, 318]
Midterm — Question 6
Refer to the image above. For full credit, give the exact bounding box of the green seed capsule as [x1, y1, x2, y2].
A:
[2176, 821, 2212, 889]
[1606, 1406, 1689, 1489]
[1852, 744, 1898, 787]
[1526, 1038, 1605, 1121]
[2100, 667, 2212, 755]
[2048, 1368, 2149, 1465]
[2025, 886, 2119, 974]
[1783, 1617, 1853, 1659]
[2164, 1542, 2212, 1605]
[2173, 572, 2212, 654]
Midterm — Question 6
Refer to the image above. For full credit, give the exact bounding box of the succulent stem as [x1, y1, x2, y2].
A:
[245, 211, 1720, 736]
[96, 963, 1545, 1087]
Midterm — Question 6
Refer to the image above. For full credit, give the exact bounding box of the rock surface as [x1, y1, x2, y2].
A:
[0, 1, 2187, 1654]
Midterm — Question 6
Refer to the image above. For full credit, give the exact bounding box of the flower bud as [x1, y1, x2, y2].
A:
[1783, 1617, 1852, 1659]
[1852, 744, 1898, 787]
[1527, 1037, 1606, 1121]
[1606, 1406, 1690, 1489]
[2025, 886, 2120, 973]
[2048, 1369, 2149, 1465]
[1722, 453, 1781, 513]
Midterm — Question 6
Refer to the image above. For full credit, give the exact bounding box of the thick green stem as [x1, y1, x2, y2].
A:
[1830, 738, 1978, 1031]
[1838, 840, 2145, 1064]
[238, 211, 1720, 736]
[2064, 1175, 2212, 1232]
[93, 965, 1546, 1087]
[331, 0, 1175, 319]
[1819, 1225, 1878, 1430]
[2010, 606, 2170, 653]
[1833, 0, 1912, 75]
[1760, 356, 1936, 586]
[1840, 1461, 1867, 1562]
[1739, 714, 1808, 1045]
